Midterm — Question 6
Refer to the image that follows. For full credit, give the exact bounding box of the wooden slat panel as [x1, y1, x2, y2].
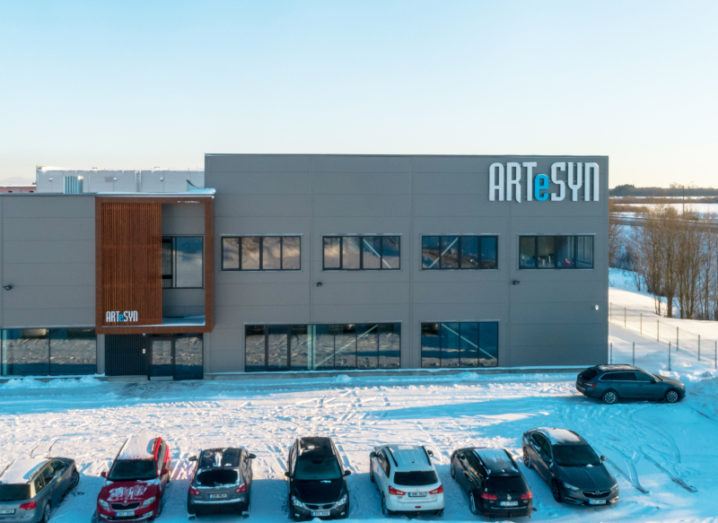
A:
[96, 200, 162, 326]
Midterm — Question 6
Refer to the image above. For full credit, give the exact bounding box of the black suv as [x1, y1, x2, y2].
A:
[522, 428, 618, 506]
[450, 447, 532, 518]
[286, 437, 350, 520]
[576, 364, 685, 404]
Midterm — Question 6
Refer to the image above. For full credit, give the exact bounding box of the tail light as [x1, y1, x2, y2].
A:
[388, 486, 406, 496]
[189, 486, 200, 496]
[236, 483, 248, 494]
[520, 491, 533, 500]
[428, 485, 444, 495]
[19, 501, 37, 511]
[480, 491, 498, 500]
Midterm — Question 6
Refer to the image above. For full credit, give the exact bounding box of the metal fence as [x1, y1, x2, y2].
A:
[608, 303, 718, 370]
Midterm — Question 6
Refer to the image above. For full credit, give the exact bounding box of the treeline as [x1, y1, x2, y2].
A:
[611, 184, 718, 197]
[612, 207, 718, 320]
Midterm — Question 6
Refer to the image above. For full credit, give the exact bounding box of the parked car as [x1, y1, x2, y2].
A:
[450, 447, 532, 517]
[286, 437, 350, 520]
[369, 445, 444, 516]
[96, 434, 171, 521]
[522, 428, 618, 506]
[576, 364, 685, 404]
[0, 457, 79, 523]
[187, 447, 255, 517]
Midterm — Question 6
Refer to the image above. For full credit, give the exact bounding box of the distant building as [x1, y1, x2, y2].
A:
[0, 186, 35, 193]
[35, 166, 204, 194]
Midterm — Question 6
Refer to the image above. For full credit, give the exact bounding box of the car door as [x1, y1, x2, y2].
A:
[456, 451, 474, 491]
[465, 453, 484, 494]
[378, 450, 392, 494]
[633, 371, 660, 400]
[40, 464, 62, 506]
[532, 434, 552, 482]
[33, 473, 49, 511]
[50, 460, 70, 497]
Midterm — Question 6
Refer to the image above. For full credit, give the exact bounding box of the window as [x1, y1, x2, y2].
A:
[519, 235, 594, 269]
[222, 236, 301, 271]
[162, 236, 204, 288]
[322, 236, 401, 270]
[1, 328, 97, 377]
[421, 322, 498, 368]
[421, 236, 498, 270]
[244, 323, 401, 371]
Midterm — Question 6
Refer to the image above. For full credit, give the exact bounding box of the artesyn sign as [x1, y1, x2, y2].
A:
[489, 161, 600, 203]
[105, 310, 139, 323]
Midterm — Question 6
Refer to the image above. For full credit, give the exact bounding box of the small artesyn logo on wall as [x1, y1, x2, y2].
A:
[105, 310, 139, 323]
[489, 161, 600, 203]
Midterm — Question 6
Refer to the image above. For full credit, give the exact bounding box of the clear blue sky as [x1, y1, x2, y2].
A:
[1, 0, 716, 187]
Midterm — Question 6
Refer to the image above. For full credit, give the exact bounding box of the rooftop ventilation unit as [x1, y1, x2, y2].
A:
[63, 175, 84, 194]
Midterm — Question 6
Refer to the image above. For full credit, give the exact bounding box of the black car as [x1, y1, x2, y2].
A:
[576, 364, 685, 404]
[286, 437, 351, 521]
[522, 428, 618, 507]
[450, 447, 532, 518]
[187, 447, 255, 517]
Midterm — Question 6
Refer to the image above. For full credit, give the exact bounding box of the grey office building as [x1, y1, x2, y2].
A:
[0, 155, 608, 378]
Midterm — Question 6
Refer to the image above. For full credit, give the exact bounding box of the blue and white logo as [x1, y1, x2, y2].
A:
[489, 161, 600, 203]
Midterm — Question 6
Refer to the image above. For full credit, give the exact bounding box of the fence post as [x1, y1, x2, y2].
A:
[640, 313, 643, 335]
[632, 342, 635, 366]
[668, 341, 672, 371]
[676, 327, 679, 351]
[698, 335, 701, 361]
[624, 307, 627, 328]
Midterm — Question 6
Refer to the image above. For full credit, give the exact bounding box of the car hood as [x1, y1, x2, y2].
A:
[292, 478, 345, 504]
[659, 376, 685, 389]
[556, 464, 616, 491]
[100, 480, 159, 503]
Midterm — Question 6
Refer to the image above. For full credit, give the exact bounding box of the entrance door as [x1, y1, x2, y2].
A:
[149, 338, 174, 379]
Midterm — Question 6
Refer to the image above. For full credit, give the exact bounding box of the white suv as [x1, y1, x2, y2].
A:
[369, 445, 444, 516]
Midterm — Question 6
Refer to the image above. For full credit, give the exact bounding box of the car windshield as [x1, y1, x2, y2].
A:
[0, 484, 30, 502]
[393, 471, 438, 486]
[553, 444, 601, 467]
[294, 455, 342, 481]
[108, 459, 157, 481]
[196, 469, 238, 487]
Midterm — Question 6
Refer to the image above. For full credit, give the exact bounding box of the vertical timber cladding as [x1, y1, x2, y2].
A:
[96, 199, 163, 327]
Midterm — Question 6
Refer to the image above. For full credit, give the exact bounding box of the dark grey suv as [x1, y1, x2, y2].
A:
[576, 364, 685, 404]
[0, 457, 79, 523]
[522, 428, 618, 507]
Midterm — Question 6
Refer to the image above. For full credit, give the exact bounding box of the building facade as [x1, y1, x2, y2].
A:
[0, 155, 608, 378]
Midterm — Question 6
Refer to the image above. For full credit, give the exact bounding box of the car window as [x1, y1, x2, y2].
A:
[380, 451, 390, 476]
[394, 471, 438, 486]
[157, 444, 167, 472]
[634, 371, 654, 382]
[602, 371, 634, 381]
[42, 465, 54, 483]
[33, 475, 45, 493]
[466, 453, 483, 474]
[553, 444, 601, 467]
[51, 460, 66, 475]
[294, 454, 342, 481]
[0, 484, 31, 502]
[536, 436, 551, 460]
[108, 460, 157, 481]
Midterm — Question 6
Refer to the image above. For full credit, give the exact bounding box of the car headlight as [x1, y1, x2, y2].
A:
[141, 496, 156, 508]
[336, 494, 348, 506]
[291, 496, 306, 508]
[98, 499, 111, 510]
[562, 482, 581, 491]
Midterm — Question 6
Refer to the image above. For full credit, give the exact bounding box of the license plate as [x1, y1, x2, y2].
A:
[116, 510, 135, 517]
[311, 510, 330, 517]
[409, 492, 427, 497]
[500, 501, 519, 507]
[588, 498, 606, 505]
[0, 509, 15, 515]
[209, 493, 228, 499]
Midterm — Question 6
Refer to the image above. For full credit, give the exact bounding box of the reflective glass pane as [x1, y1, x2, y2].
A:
[356, 324, 378, 369]
[222, 237, 240, 270]
[262, 237, 282, 270]
[361, 237, 382, 270]
[519, 237, 536, 268]
[440, 322, 461, 367]
[2, 329, 50, 376]
[282, 237, 301, 270]
[174, 335, 203, 379]
[478, 322, 499, 366]
[151, 339, 173, 377]
[175, 236, 203, 287]
[49, 329, 96, 375]
[162, 238, 173, 288]
[555, 236, 576, 268]
[421, 323, 441, 368]
[245, 325, 265, 371]
[440, 236, 460, 269]
[335, 325, 357, 368]
[460, 236, 479, 269]
[381, 237, 400, 269]
[267, 325, 289, 369]
[459, 323, 479, 367]
[315, 325, 336, 369]
[323, 237, 341, 269]
[289, 325, 309, 370]
[479, 236, 498, 269]
[576, 236, 594, 268]
[536, 236, 556, 268]
[342, 237, 361, 269]
[241, 237, 261, 270]
[421, 236, 441, 269]
[378, 323, 400, 368]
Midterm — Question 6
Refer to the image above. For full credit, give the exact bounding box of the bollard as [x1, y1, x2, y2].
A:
[632, 342, 635, 366]
[668, 341, 672, 371]
[698, 335, 701, 361]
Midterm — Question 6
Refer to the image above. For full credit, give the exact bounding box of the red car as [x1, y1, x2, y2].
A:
[96, 434, 171, 521]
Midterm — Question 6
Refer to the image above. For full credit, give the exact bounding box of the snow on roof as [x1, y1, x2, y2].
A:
[386, 445, 432, 470]
[541, 427, 583, 444]
[473, 448, 518, 474]
[0, 457, 48, 484]
[118, 433, 158, 460]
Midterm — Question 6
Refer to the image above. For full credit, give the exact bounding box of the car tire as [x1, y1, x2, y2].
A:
[450, 464, 456, 479]
[523, 450, 531, 469]
[370, 470, 375, 483]
[381, 494, 392, 516]
[187, 500, 196, 517]
[665, 389, 680, 403]
[71, 467, 80, 488]
[469, 492, 479, 515]
[602, 390, 618, 404]
[550, 481, 562, 502]
[40, 503, 51, 523]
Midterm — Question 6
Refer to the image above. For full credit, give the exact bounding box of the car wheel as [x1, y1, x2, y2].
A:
[550, 481, 562, 502]
[523, 450, 531, 468]
[665, 389, 680, 403]
[40, 503, 51, 523]
[370, 470, 375, 483]
[71, 467, 80, 488]
[469, 492, 478, 515]
[450, 464, 456, 479]
[381, 494, 392, 516]
[602, 390, 618, 404]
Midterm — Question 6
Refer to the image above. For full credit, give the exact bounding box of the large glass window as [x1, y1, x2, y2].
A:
[244, 323, 401, 371]
[421, 236, 498, 270]
[49, 329, 96, 375]
[163, 236, 204, 288]
[519, 235, 594, 269]
[322, 236, 401, 270]
[1, 328, 97, 376]
[222, 236, 301, 271]
[421, 322, 498, 368]
[173, 335, 203, 380]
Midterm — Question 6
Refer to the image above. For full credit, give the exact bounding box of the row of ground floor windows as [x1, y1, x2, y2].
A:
[1, 328, 96, 376]
[244, 322, 499, 371]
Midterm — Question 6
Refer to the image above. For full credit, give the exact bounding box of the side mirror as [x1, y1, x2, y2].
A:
[284, 471, 290, 478]
[600, 455, 607, 462]
[100, 471, 107, 478]
[427, 450, 434, 457]
[343, 470, 352, 476]
[369, 452, 377, 459]
[188, 456, 197, 462]
[248, 453, 257, 460]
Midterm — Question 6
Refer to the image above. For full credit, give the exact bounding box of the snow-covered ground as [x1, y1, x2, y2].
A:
[2, 282, 718, 522]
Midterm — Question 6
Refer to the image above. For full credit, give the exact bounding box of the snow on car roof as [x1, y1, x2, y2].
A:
[199, 448, 241, 469]
[0, 457, 48, 484]
[473, 448, 518, 475]
[118, 433, 158, 460]
[541, 428, 583, 444]
[385, 445, 432, 471]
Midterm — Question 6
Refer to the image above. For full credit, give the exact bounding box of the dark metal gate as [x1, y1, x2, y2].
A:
[105, 335, 148, 376]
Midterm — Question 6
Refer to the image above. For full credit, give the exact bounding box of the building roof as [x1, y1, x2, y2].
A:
[118, 433, 159, 461]
[0, 457, 48, 484]
[384, 445, 432, 471]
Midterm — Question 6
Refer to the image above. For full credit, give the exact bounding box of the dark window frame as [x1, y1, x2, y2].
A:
[421, 235, 499, 270]
[322, 235, 401, 271]
[162, 235, 205, 288]
[518, 235, 595, 270]
[420, 321, 499, 368]
[221, 235, 302, 271]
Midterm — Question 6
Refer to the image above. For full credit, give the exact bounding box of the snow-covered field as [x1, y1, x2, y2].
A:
[2, 282, 718, 522]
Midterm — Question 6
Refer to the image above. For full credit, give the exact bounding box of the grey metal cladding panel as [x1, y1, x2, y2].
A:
[413, 194, 510, 217]
[215, 216, 312, 235]
[511, 322, 605, 346]
[313, 282, 410, 306]
[6, 284, 92, 309]
[162, 217, 204, 235]
[208, 172, 312, 194]
[311, 173, 410, 194]
[2, 218, 93, 241]
[511, 302, 605, 324]
[1, 195, 93, 218]
[309, 304, 410, 324]
[412, 216, 510, 234]
[409, 156, 488, 173]
[206, 154, 315, 173]
[214, 195, 313, 217]
[310, 156, 413, 173]
[314, 216, 412, 234]
[3, 240, 92, 264]
[215, 305, 311, 325]
[2, 308, 93, 328]
[216, 270, 309, 286]
[413, 173, 485, 194]
[4, 263, 93, 286]
[511, 215, 606, 232]
[314, 194, 412, 217]
[413, 302, 508, 321]
[510, 344, 605, 366]
[413, 281, 509, 304]
[216, 283, 309, 306]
